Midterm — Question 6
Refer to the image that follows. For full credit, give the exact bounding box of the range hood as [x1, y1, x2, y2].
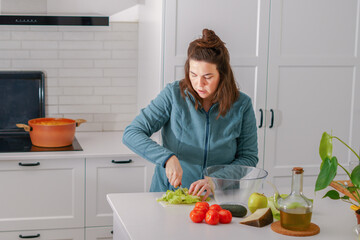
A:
[0, 14, 109, 26]
[0, 0, 109, 26]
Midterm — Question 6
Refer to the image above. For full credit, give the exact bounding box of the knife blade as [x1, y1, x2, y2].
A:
[178, 184, 186, 194]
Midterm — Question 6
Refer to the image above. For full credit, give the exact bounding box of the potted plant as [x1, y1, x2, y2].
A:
[315, 132, 360, 223]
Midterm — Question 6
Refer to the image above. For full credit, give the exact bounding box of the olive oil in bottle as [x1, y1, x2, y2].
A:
[280, 208, 312, 231]
[278, 167, 313, 231]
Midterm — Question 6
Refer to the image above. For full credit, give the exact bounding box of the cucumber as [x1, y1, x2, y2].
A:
[220, 204, 247, 218]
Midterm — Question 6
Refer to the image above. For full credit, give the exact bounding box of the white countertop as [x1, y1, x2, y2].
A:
[0, 131, 134, 160]
[107, 187, 357, 240]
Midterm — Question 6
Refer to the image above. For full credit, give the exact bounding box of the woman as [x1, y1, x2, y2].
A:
[123, 29, 258, 200]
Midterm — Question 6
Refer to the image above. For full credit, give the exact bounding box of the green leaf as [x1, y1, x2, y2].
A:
[350, 164, 360, 187]
[322, 190, 340, 199]
[347, 186, 358, 192]
[341, 196, 350, 200]
[315, 156, 338, 191]
[319, 132, 333, 164]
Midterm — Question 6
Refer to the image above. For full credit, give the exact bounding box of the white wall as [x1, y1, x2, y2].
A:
[137, 0, 164, 110]
[0, 23, 138, 132]
[0, 0, 138, 16]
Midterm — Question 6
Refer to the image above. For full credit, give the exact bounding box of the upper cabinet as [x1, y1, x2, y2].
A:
[138, 0, 360, 186]
[265, 0, 360, 186]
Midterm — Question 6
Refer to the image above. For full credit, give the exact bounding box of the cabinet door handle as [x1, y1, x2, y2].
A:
[269, 109, 274, 128]
[19, 234, 40, 238]
[111, 159, 132, 164]
[258, 109, 263, 128]
[111, 230, 113, 234]
[19, 162, 40, 167]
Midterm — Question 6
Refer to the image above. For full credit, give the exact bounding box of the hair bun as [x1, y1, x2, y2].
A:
[199, 28, 224, 48]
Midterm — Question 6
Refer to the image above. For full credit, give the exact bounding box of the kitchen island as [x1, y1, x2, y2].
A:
[107, 188, 357, 240]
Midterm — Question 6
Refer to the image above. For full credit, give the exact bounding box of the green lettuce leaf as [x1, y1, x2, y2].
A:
[157, 188, 210, 204]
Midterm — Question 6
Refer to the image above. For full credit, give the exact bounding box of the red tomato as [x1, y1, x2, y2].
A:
[190, 210, 206, 223]
[209, 204, 222, 212]
[195, 202, 210, 210]
[205, 209, 220, 225]
[218, 209, 232, 224]
[194, 205, 208, 214]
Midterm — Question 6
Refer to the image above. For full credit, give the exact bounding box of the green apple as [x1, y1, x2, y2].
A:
[248, 192, 268, 213]
[267, 194, 288, 220]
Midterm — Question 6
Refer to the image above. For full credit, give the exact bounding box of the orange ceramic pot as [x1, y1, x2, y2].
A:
[17, 118, 86, 147]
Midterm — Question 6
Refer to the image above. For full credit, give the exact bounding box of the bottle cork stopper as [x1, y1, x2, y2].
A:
[292, 167, 304, 174]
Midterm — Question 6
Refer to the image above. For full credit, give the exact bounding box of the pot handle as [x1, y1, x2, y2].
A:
[16, 124, 32, 132]
[75, 119, 87, 127]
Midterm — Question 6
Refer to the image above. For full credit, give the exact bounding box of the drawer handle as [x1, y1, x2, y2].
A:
[19, 234, 40, 238]
[19, 162, 40, 167]
[111, 159, 132, 164]
[111, 230, 113, 234]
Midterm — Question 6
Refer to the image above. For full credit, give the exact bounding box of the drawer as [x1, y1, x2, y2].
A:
[0, 228, 84, 240]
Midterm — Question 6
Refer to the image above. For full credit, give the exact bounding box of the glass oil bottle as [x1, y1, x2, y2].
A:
[278, 167, 313, 231]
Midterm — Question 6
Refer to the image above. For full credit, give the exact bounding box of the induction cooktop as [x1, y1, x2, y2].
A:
[0, 134, 83, 153]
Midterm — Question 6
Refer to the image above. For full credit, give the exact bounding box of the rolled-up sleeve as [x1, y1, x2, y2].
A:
[122, 85, 175, 167]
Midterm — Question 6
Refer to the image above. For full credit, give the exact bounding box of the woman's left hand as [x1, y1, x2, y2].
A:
[189, 179, 212, 201]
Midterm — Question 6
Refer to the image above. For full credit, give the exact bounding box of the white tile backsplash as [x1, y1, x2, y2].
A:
[12, 31, 62, 40]
[0, 60, 11, 68]
[0, 50, 30, 59]
[0, 22, 138, 132]
[22, 41, 58, 49]
[58, 50, 112, 59]
[30, 50, 58, 59]
[0, 41, 21, 49]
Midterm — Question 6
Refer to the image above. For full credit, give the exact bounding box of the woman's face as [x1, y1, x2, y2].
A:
[189, 59, 220, 101]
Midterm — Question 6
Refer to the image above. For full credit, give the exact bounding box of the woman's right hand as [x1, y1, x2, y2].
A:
[165, 155, 183, 188]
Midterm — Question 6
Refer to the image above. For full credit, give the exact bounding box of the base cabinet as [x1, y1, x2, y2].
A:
[0, 158, 85, 231]
[0, 155, 153, 240]
[85, 227, 113, 240]
[0, 228, 84, 240]
[86, 156, 154, 227]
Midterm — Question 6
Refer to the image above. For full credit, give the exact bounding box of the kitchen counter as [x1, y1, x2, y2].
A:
[107, 188, 357, 240]
[0, 132, 133, 160]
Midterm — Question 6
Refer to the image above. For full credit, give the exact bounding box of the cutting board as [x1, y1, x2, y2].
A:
[330, 180, 359, 201]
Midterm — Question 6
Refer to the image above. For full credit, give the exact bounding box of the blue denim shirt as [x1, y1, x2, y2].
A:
[123, 81, 258, 192]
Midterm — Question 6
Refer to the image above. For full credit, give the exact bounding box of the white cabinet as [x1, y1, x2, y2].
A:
[0, 228, 84, 240]
[0, 158, 85, 231]
[85, 227, 113, 240]
[138, 0, 360, 186]
[0, 132, 153, 239]
[264, 0, 360, 186]
[85, 156, 154, 227]
[0, 154, 153, 239]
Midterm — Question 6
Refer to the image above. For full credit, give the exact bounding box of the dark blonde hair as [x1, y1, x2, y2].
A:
[179, 29, 239, 118]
